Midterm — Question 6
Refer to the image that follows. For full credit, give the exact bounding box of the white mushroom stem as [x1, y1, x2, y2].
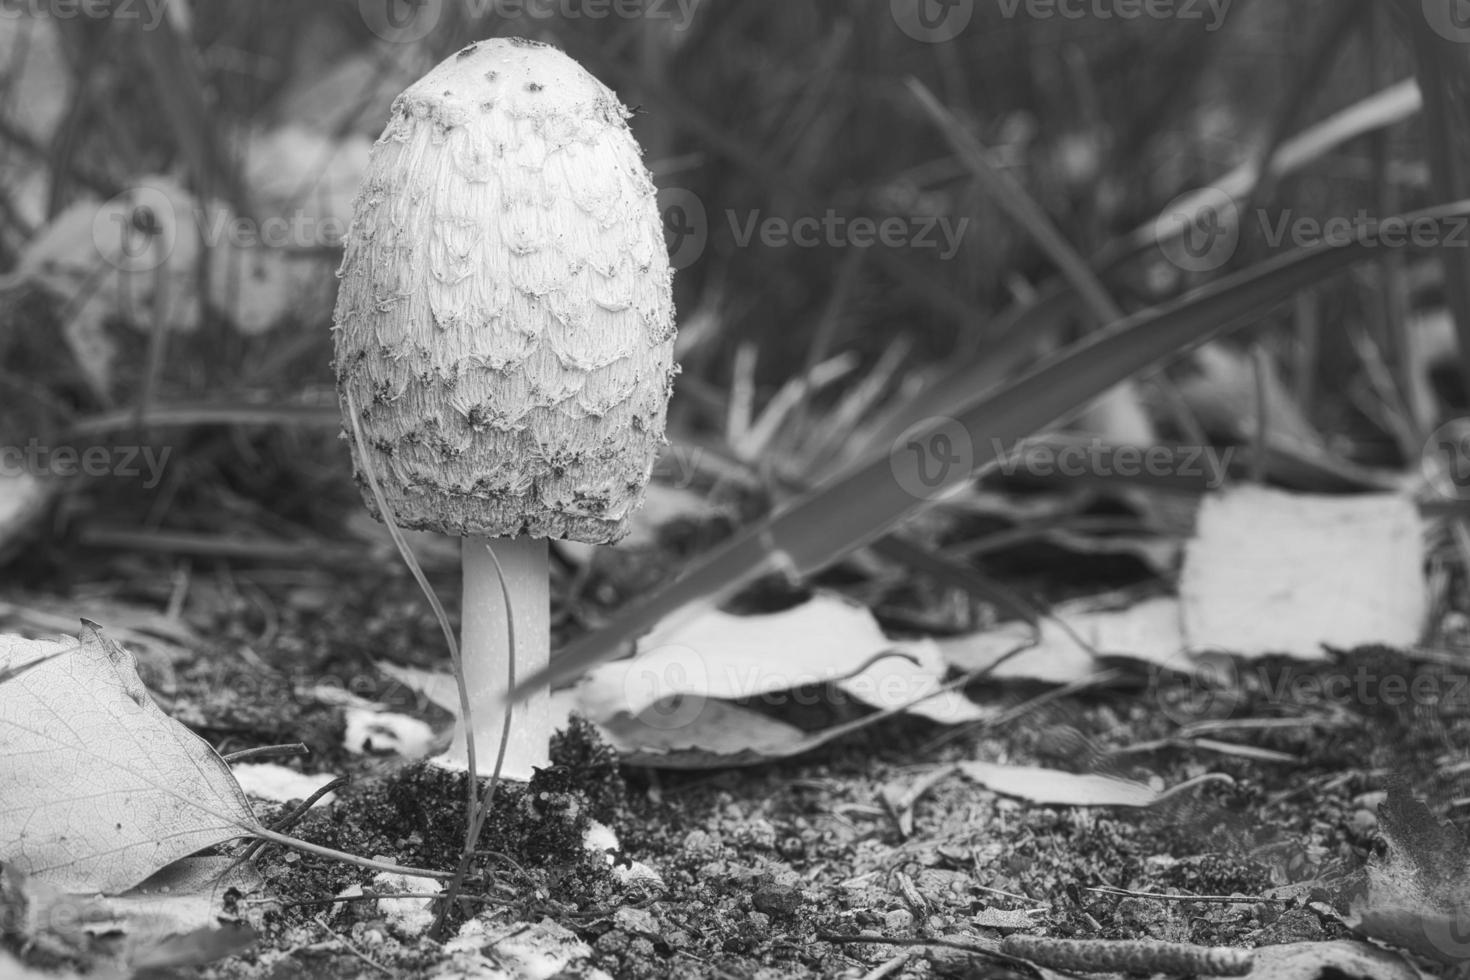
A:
[457, 535, 550, 781]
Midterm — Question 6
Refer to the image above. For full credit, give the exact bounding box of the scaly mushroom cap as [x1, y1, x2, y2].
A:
[333, 38, 677, 544]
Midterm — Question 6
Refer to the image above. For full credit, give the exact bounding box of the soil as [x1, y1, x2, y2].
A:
[5, 552, 1470, 979]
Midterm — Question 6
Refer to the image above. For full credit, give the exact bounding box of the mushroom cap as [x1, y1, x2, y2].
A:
[333, 38, 677, 544]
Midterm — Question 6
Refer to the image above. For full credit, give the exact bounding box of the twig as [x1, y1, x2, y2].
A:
[858, 951, 912, 980]
[1001, 934, 1253, 977]
[1086, 884, 1292, 905]
[222, 743, 309, 764]
[250, 827, 452, 881]
[313, 914, 397, 977]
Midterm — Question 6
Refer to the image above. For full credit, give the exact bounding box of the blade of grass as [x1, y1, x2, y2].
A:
[863, 77, 1426, 462]
[1242, 0, 1367, 212]
[1402, 14, 1470, 401]
[906, 77, 1124, 327]
[509, 202, 1470, 702]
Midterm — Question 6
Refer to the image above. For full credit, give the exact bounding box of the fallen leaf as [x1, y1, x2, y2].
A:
[938, 594, 1185, 684]
[0, 625, 261, 892]
[1351, 781, 1470, 966]
[384, 593, 991, 768]
[231, 764, 338, 805]
[11, 175, 335, 394]
[445, 916, 612, 980]
[1241, 940, 1421, 979]
[958, 761, 1160, 808]
[2, 857, 258, 974]
[342, 707, 435, 759]
[585, 593, 987, 725]
[1181, 486, 1426, 657]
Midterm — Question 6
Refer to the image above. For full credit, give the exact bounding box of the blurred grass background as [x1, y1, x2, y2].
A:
[0, 0, 1467, 620]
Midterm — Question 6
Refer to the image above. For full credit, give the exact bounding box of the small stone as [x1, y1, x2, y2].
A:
[885, 909, 915, 930]
[752, 882, 802, 916]
[613, 907, 658, 935]
[1349, 809, 1378, 835]
[736, 819, 778, 850]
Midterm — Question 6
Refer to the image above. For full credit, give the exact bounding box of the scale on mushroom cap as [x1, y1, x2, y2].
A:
[332, 38, 677, 781]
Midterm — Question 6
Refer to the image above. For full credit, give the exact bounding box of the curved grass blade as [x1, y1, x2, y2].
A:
[508, 202, 1470, 703]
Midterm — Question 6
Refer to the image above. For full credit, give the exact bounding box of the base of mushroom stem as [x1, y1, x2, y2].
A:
[429, 725, 540, 783]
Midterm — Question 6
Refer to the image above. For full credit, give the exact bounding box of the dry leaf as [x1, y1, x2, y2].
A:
[1351, 781, 1470, 966]
[384, 593, 990, 768]
[0, 625, 260, 893]
[938, 594, 1185, 684]
[1241, 940, 1422, 980]
[959, 761, 1160, 808]
[3, 857, 258, 974]
[1181, 486, 1426, 657]
[585, 593, 985, 724]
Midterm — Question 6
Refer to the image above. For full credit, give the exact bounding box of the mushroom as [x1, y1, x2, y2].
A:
[332, 38, 677, 781]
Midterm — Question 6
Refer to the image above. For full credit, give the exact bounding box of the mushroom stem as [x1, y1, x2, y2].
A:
[456, 535, 550, 781]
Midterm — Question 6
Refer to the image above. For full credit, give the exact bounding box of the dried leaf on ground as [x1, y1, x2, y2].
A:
[1241, 940, 1423, 979]
[384, 594, 989, 768]
[938, 594, 1185, 684]
[1181, 486, 1426, 657]
[0, 625, 261, 893]
[1351, 781, 1470, 967]
[10, 175, 335, 394]
[958, 761, 1161, 808]
[586, 593, 985, 725]
[2, 857, 258, 974]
